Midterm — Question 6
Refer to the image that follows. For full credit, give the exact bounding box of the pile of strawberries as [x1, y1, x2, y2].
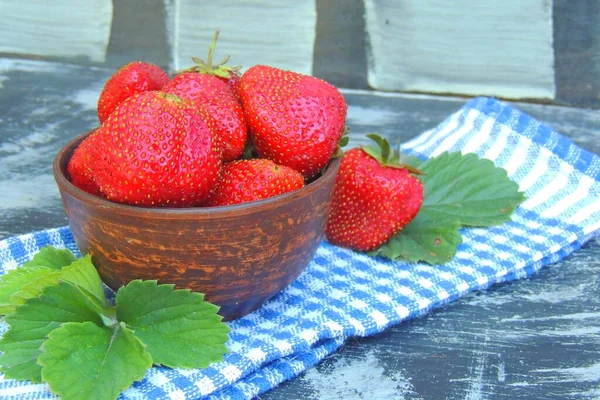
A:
[69, 31, 425, 253]
[69, 31, 347, 208]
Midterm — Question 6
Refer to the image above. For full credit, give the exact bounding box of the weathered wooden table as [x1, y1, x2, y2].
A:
[1, 59, 598, 399]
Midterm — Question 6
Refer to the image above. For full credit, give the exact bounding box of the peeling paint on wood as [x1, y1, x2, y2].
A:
[0, 59, 107, 237]
[364, 0, 556, 100]
[300, 350, 419, 398]
[174, 0, 317, 74]
[0, 0, 113, 63]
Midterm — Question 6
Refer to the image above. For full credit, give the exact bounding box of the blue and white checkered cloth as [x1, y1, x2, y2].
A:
[0, 97, 599, 399]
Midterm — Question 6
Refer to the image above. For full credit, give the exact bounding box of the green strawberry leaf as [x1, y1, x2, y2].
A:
[21, 246, 77, 270]
[39, 321, 152, 400]
[371, 211, 462, 265]
[59, 255, 108, 308]
[418, 152, 526, 226]
[0, 246, 230, 397]
[373, 151, 524, 264]
[0, 253, 107, 315]
[0, 267, 61, 314]
[116, 280, 230, 368]
[0, 246, 79, 314]
[0, 281, 104, 382]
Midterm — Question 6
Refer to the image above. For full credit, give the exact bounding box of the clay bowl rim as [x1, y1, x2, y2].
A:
[53, 131, 341, 220]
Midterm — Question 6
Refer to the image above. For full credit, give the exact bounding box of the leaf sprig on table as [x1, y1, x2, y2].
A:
[372, 151, 527, 264]
[0, 246, 230, 400]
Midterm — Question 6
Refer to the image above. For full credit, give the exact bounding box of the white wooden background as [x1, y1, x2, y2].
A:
[0, 0, 556, 101]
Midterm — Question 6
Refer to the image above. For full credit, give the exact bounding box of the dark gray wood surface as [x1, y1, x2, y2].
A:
[0, 59, 598, 399]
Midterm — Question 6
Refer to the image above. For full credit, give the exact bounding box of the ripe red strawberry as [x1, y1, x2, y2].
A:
[163, 73, 248, 162]
[72, 91, 222, 207]
[68, 130, 105, 197]
[239, 65, 347, 179]
[219, 71, 242, 99]
[97, 61, 170, 123]
[180, 30, 242, 98]
[204, 158, 304, 206]
[325, 134, 424, 251]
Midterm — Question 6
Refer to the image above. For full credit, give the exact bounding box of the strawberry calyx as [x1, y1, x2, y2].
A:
[333, 126, 350, 158]
[179, 29, 241, 79]
[362, 133, 422, 175]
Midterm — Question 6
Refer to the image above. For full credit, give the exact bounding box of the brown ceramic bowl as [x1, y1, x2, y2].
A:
[53, 132, 340, 321]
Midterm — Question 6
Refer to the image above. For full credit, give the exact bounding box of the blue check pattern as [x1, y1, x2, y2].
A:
[0, 97, 598, 399]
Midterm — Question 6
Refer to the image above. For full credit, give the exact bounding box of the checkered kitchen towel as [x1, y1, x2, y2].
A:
[0, 97, 599, 399]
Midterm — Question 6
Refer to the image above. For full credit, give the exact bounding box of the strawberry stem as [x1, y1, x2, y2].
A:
[206, 29, 220, 71]
[176, 30, 242, 78]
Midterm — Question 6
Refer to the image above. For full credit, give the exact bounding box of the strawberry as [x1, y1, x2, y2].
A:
[180, 30, 242, 98]
[204, 158, 304, 206]
[73, 91, 222, 207]
[325, 134, 424, 251]
[97, 61, 170, 123]
[239, 65, 347, 179]
[68, 130, 105, 197]
[163, 73, 248, 162]
[219, 71, 242, 99]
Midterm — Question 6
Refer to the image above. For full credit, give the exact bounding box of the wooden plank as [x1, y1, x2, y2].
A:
[0, 0, 113, 63]
[106, 0, 171, 70]
[313, 0, 369, 88]
[553, 0, 600, 109]
[364, 0, 556, 100]
[174, 0, 317, 74]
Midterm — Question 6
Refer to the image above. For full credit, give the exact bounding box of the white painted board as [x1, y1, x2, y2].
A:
[365, 0, 556, 99]
[173, 0, 317, 74]
[0, 0, 113, 63]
